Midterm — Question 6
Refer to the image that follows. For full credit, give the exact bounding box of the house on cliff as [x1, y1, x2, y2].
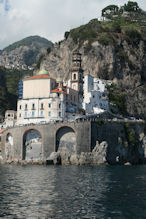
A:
[83, 75, 109, 115]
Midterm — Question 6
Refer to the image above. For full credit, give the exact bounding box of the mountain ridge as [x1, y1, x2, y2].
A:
[0, 35, 52, 70]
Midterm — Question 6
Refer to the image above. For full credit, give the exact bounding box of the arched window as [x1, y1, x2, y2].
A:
[73, 74, 76, 80]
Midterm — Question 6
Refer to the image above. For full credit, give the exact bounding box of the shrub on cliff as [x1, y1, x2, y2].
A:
[125, 28, 142, 44]
[108, 84, 127, 115]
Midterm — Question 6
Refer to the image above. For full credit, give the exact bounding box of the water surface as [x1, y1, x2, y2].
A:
[0, 165, 146, 218]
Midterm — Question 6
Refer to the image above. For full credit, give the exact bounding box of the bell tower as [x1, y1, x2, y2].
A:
[70, 52, 84, 108]
[71, 52, 84, 94]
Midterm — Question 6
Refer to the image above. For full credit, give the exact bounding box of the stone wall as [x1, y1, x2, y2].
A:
[1, 121, 146, 165]
[1, 121, 90, 162]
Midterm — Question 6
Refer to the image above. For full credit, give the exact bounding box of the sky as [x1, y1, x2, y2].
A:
[0, 0, 146, 49]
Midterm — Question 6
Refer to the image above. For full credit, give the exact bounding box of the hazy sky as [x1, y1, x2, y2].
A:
[0, 0, 146, 49]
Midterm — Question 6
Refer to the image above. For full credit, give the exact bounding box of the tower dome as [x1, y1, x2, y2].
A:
[38, 69, 48, 75]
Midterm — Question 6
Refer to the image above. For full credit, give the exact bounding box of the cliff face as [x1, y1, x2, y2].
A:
[38, 19, 146, 118]
[47, 121, 146, 166]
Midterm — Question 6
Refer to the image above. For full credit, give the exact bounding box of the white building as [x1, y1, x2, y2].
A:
[1, 110, 17, 128]
[83, 75, 109, 115]
[17, 68, 80, 125]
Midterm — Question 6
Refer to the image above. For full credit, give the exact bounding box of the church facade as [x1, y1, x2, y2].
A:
[17, 52, 83, 125]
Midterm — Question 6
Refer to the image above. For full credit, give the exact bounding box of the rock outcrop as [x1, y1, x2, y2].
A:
[46, 131, 146, 166]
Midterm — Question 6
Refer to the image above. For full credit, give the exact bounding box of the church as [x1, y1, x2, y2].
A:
[17, 52, 84, 125]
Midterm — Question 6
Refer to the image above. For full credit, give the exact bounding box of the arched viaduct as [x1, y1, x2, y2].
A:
[1, 121, 91, 161]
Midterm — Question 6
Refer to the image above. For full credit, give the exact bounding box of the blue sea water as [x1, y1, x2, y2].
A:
[0, 165, 146, 219]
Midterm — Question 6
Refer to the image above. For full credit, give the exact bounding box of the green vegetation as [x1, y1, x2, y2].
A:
[124, 1, 140, 12]
[102, 5, 119, 17]
[108, 84, 127, 115]
[102, 1, 142, 19]
[0, 67, 33, 116]
[68, 1, 145, 50]
[70, 19, 99, 46]
[125, 28, 142, 44]
[124, 123, 138, 147]
[64, 31, 70, 40]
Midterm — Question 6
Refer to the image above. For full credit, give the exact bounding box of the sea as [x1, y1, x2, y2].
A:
[0, 165, 146, 219]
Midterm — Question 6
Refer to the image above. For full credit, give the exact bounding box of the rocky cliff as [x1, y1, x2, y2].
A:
[38, 19, 146, 118]
[47, 121, 146, 166]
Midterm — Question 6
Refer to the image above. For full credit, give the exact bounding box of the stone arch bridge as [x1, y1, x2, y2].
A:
[1, 121, 91, 161]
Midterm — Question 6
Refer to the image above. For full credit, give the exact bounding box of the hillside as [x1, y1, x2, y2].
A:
[0, 67, 32, 117]
[37, 6, 146, 118]
[0, 36, 52, 70]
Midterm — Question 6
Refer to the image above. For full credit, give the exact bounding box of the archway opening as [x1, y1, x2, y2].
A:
[56, 126, 76, 153]
[23, 129, 42, 161]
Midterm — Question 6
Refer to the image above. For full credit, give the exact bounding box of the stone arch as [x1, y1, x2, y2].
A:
[5, 133, 14, 160]
[55, 126, 77, 153]
[23, 129, 42, 161]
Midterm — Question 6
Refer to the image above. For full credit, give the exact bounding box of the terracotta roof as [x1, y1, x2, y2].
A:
[51, 88, 67, 94]
[24, 74, 53, 80]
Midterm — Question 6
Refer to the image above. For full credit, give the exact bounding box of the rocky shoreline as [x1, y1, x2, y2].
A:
[1, 140, 146, 166]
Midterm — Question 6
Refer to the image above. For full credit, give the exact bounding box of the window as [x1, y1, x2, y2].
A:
[48, 112, 51, 116]
[79, 73, 82, 80]
[73, 74, 76, 80]
[57, 93, 60, 97]
[32, 111, 35, 117]
[24, 112, 27, 118]
[8, 114, 10, 117]
[59, 112, 61, 117]
[25, 104, 27, 110]
[19, 105, 21, 110]
[32, 103, 35, 110]
[74, 96, 76, 102]
[59, 103, 61, 109]
[41, 103, 44, 109]
[40, 111, 43, 117]
[48, 103, 51, 108]
[19, 113, 21, 118]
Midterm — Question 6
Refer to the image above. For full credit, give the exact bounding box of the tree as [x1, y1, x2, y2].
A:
[124, 1, 139, 12]
[102, 5, 119, 16]
[64, 31, 70, 40]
